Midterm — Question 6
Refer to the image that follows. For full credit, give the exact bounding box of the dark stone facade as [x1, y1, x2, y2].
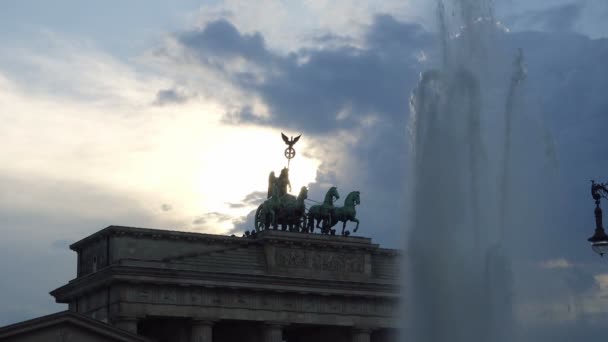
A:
[44, 225, 399, 341]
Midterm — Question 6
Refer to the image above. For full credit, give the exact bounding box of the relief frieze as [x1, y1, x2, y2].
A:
[275, 248, 308, 268]
[274, 247, 365, 274]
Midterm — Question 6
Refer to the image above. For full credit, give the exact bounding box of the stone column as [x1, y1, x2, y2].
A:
[114, 317, 138, 334]
[352, 328, 372, 342]
[262, 322, 285, 342]
[191, 320, 214, 342]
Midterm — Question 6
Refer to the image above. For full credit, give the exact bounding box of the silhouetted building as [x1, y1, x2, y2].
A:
[1, 226, 400, 342]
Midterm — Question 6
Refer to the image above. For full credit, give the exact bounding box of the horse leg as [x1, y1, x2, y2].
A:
[341, 221, 347, 236]
[322, 216, 329, 234]
[353, 218, 360, 232]
[324, 214, 332, 234]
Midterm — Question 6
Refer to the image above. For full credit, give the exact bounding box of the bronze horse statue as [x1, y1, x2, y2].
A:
[327, 191, 360, 236]
[307, 186, 340, 233]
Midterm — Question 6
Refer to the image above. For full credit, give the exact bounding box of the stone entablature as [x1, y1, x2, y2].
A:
[51, 226, 400, 341]
[109, 284, 398, 327]
[67, 226, 399, 281]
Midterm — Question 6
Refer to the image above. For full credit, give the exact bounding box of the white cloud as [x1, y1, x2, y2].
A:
[540, 258, 573, 269]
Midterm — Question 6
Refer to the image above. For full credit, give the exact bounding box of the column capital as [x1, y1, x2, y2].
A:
[262, 322, 285, 342]
[351, 326, 373, 342]
[191, 319, 214, 342]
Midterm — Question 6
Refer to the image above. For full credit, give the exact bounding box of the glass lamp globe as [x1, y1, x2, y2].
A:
[591, 240, 608, 257]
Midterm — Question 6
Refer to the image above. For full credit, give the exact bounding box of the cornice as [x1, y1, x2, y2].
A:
[70, 225, 252, 251]
[51, 263, 399, 302]
[69, 226, 397, 253]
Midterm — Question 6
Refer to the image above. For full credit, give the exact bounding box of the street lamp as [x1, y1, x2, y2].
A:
[589, 180, 608, 256]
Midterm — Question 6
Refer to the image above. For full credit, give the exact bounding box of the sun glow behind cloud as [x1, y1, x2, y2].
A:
[0, 35, 320, 236]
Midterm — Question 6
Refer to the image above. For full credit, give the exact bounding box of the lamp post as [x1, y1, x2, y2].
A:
[589, 180, 608, 256]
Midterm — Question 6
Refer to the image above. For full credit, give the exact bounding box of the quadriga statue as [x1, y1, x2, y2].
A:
[255, 168, 308, 232]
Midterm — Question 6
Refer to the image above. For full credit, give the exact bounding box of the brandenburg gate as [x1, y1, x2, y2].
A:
[50, 225, 400, 342]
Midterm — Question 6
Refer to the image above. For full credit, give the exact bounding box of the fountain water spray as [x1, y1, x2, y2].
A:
[404, 1, 528, 341]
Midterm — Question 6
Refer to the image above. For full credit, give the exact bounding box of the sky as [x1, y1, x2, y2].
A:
[1, 0, 608, 340]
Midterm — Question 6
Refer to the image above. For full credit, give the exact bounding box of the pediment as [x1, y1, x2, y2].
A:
[0, 311, 150, 342]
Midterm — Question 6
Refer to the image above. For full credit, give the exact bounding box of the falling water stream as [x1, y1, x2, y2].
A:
[404, 0, 529, 341]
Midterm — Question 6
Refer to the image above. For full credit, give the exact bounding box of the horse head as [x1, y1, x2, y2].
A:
[297, 186, 308, 201]
[345, 191, 361, 207]
[324, 186, 340, 205]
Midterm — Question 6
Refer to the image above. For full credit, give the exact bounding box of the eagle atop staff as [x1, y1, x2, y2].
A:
[282, 133, 301, 148]
[281, 133, 301, 165]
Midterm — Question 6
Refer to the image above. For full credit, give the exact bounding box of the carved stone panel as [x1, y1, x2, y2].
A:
[276, 248, 308, 268]
[271, 246, 368, 279]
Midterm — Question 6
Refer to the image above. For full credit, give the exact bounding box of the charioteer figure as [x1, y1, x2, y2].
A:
[277, 168, 291, 198]
[267, 168, 292, 200]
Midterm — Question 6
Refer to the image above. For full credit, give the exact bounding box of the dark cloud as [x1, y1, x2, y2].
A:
[230, 209, 257, 235]
[228, 191, 268, 234]
[192, 212, 233, 225]
[508, 3, 585, 33]
[533, 3, 584, 32]
[177, 15, 435, 134]
[179, 19, 272, 66]
[311, 32, 356, 46]
[365, 14, 433, 53]
[192, 217, 206, 225]
[227, 190, 267, 209]
[250, 47, 416, 132]
[242, 191, 267, 204]
[160, 203, 172, 211]
[222, 106, 267, 126]
[154, 88, 189, 106]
